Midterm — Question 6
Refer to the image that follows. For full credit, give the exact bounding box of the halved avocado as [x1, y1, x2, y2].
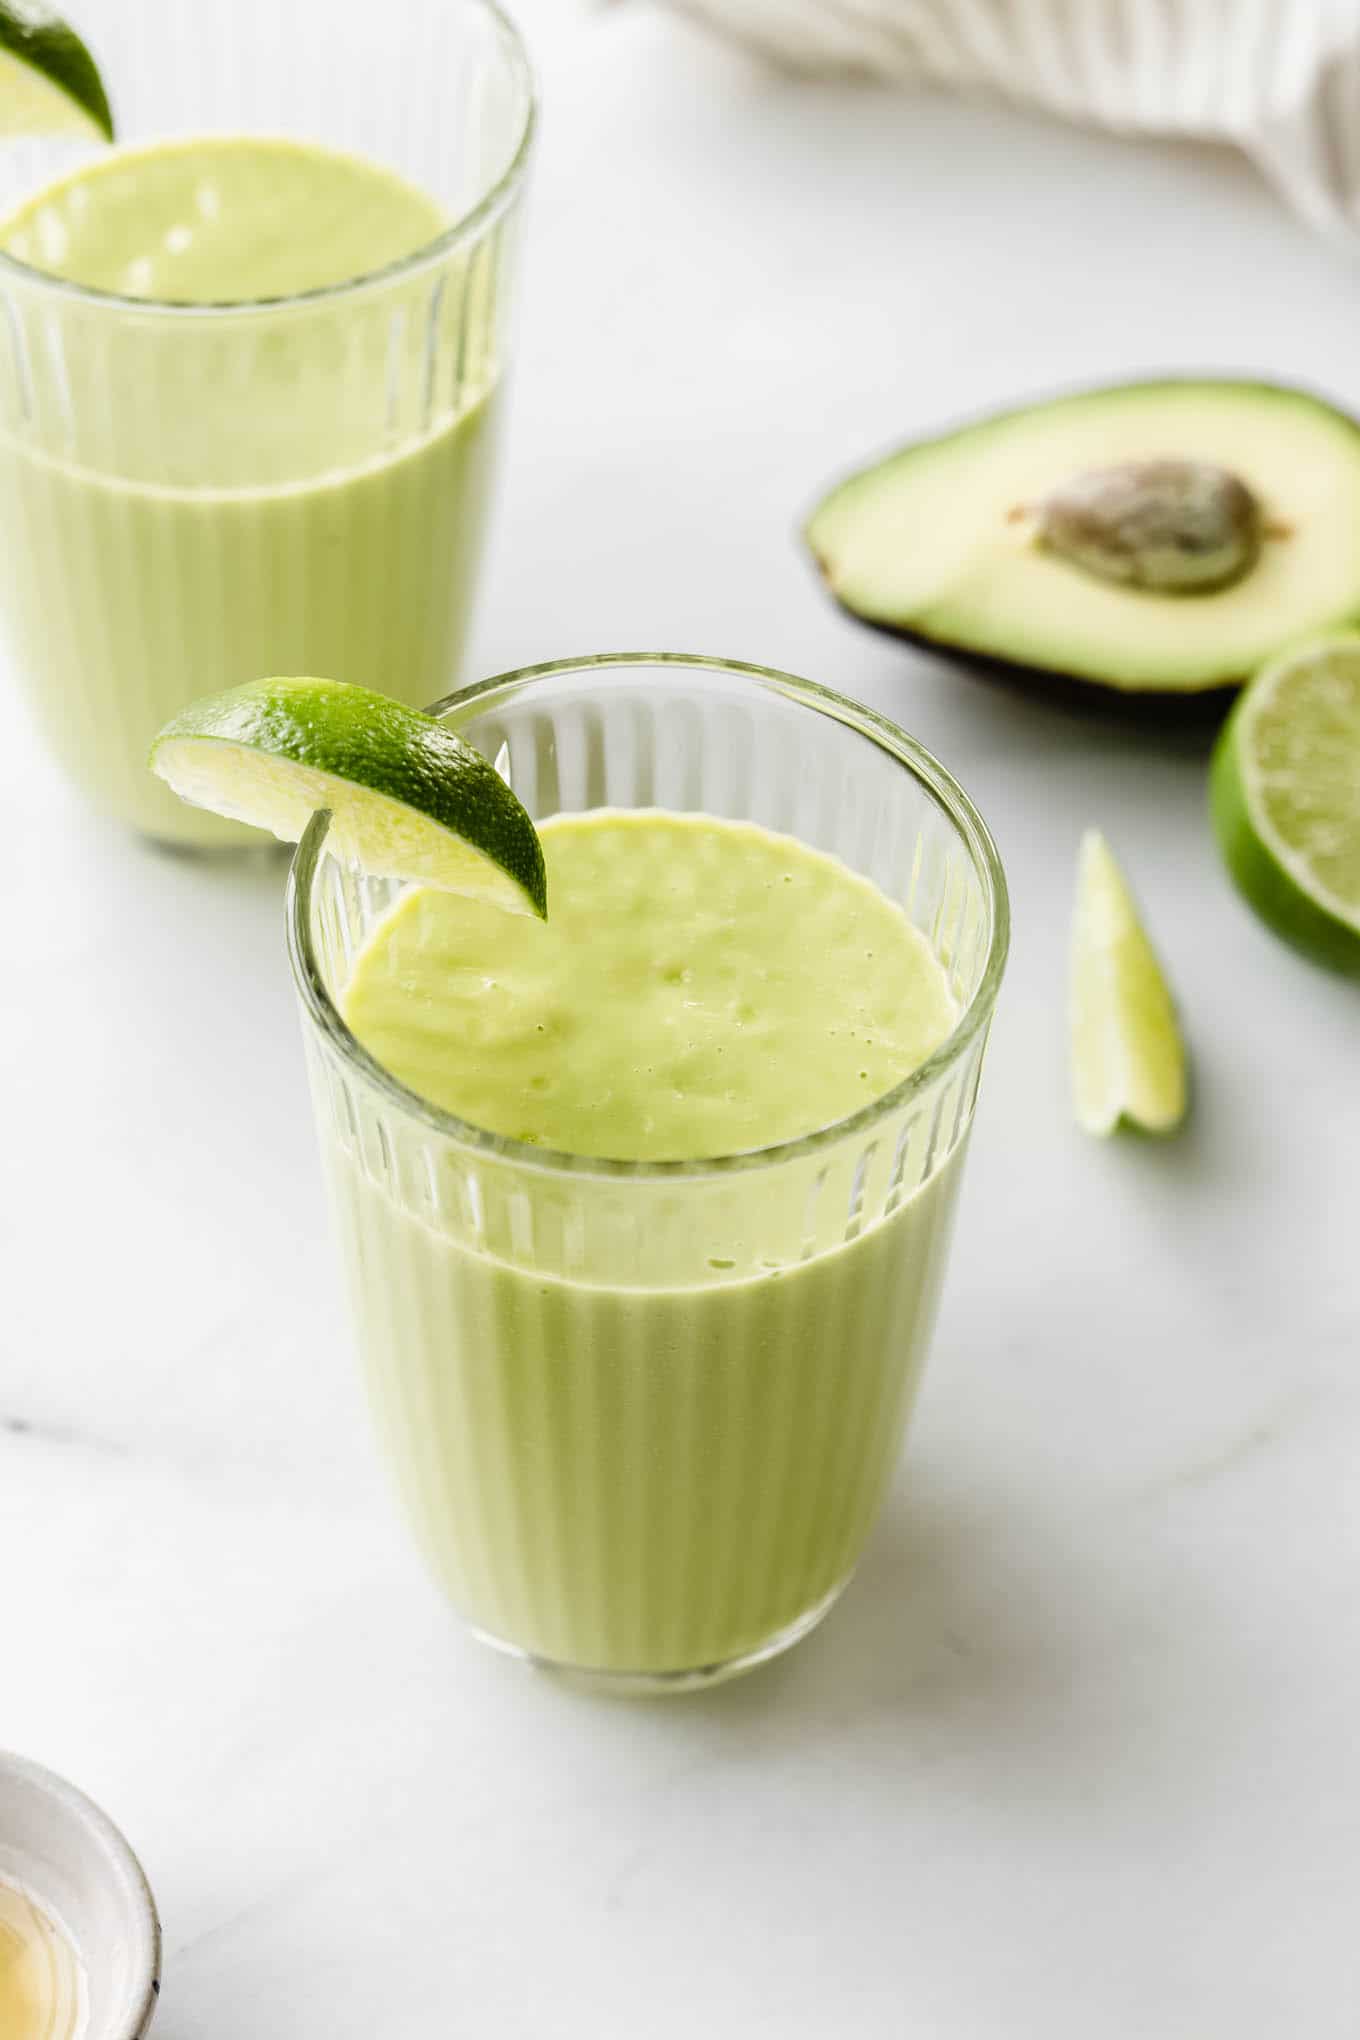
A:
[806, 380, 1360, 704]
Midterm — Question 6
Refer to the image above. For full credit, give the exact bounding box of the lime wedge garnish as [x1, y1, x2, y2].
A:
[1211, 633, 1360, 975]
[151, 678, 547, 919]
[0, 2, 112, 140]
[1069, 830, 1188, 1136]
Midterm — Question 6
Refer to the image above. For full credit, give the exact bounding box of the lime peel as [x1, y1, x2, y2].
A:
[0, 2, 113, 141]
[151, 677, 547, 919]
[1069, 830, 1188, 1137]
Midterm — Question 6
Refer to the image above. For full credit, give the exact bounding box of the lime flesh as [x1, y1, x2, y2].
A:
[1069, 830, 1188, 1137]
[1211, 634, 1360, 975]
[152, 677, 546, 918]
[0, 4, 112, 140]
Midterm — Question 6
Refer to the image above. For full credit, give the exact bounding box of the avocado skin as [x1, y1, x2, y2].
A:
[806, 377, 1360, 716]
[836, 601, 1238, 723]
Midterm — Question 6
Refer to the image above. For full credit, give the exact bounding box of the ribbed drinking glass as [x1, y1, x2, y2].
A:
[289, 654, 1009, 1693]
[0, 0, 534, 845]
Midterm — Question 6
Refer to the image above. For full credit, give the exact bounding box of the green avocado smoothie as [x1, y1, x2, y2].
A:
[326, 810, 968, 1678]
[345, 810, 958, 1157]
[0, 136, 443, 299]
[0, 137, 500, 844]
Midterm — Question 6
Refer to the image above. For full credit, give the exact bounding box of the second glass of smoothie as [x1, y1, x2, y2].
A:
[0, 0, 534, 847]
[290, 655, 1009, 1692]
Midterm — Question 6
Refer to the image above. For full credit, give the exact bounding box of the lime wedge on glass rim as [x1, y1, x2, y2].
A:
[151, 678, 547, 919]
[0, 2, 112, 139]
[1069, 829, 1188, 1137]
[1211, 633, 1360, 975]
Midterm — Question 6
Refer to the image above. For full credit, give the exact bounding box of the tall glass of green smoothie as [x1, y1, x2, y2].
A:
[289, 655, 1009, 1692]
[0, 0, 533, 846]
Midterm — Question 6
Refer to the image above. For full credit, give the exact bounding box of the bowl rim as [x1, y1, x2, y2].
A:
[0, 1750, 161, 2040]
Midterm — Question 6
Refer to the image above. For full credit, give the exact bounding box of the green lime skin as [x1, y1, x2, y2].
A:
[153, 677, 547, 920]
[1210, 694, 1360, 977]
[0, 3, 114, 140]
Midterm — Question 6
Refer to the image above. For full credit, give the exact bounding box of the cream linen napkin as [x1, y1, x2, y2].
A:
[661, 0, 1360, 243]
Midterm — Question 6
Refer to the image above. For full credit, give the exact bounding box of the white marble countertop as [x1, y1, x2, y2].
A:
[3, 4, 1357, 2032]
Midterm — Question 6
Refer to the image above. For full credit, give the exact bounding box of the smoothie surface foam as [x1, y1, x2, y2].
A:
[342, 809, 959, 1162]
[0, 133, 445, 300]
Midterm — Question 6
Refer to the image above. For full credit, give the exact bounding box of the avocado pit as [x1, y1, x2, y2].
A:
[1036, 458, 1264, 594]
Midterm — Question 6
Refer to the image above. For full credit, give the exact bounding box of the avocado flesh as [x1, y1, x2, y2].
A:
[806, 381, 1360, 698]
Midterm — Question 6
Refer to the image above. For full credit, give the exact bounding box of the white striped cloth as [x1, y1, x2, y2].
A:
[660, 0, 1360, 243]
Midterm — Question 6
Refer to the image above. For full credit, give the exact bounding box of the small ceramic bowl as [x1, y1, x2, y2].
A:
[0, 1753, 160, 2039]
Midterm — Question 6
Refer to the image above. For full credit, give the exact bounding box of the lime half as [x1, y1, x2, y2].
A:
[1211, 634, 1360, 975]
[0, 3, 112, 140]
[152, 678, 547, 919]
[1070, 830, 1188, 1136]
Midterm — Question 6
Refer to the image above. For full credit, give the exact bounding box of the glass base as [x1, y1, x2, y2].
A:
[463, 1579, 850, 1698]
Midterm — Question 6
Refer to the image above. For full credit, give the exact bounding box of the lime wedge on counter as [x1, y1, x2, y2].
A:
[151, 678, 547, 918]
[1210, 634, 1360, 975]
[0, 3, 112, 140]
[1069, 830, 1188, 1136]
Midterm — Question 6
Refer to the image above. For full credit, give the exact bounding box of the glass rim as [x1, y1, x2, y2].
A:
[286, 652, 1011, 1183]
[0, 0, 536, 318]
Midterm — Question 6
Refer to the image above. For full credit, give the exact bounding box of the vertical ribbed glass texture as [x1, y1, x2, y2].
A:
[291, 659, 1009, 1690]
[0, 0, 533, 844]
